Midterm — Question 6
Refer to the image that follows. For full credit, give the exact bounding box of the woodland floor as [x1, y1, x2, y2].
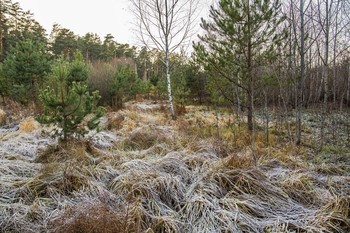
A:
[0, 100, 349, 233]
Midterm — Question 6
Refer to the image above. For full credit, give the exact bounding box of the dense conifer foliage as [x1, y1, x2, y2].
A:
[37, 52, 103, 141]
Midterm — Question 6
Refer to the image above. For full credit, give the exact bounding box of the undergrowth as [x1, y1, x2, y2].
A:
[1, 101, 349, 232]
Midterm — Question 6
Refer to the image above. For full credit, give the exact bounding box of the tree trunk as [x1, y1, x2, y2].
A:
[165, 47, 176, 120]
[247, 88, 253, 132]
[264, 90, 269, 145]
[347, 62, 350, 106]
[321, 0, 330, 149]
[235, 81, 241, 125]
[0, 0, 3, 59]
[247, 0, 253, 132]
[143, 60, 147, 81]
[296, 0, 305, 145]
[333, 0, 341, 109]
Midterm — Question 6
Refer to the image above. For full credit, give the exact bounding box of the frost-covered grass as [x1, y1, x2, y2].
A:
[0, 101, 349, 232]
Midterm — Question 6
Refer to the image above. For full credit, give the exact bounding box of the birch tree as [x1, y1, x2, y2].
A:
[131, 0, 199, 120]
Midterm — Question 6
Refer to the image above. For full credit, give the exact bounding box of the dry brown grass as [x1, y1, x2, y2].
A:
[48, 202, 133, 233]
[19, 117, 40, 132]
[35, 139, 101, 164]
[314, 162, 349, 175]
[106, 112, 125, 130]
[279, 172, 322, 206]
[175, 104, 186, 116]
[2, 101, 350, 233]
[0, 98, 34, 123]
[264, 143, 308, 168]
[223, 153, 254, 169]
[315, 197, 350, 232]
[0, 108, 6, 125]
[123, 126, 169, 150]
[21, 162, 90, 200]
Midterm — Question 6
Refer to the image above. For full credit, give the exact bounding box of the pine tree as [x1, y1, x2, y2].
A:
[50, 24, 79, 58]
[2, 39, 50, 103]
[0, 63, 9, 102]
[37, 52, 103, 141]
[101, 34, 117, 61]
[110, 64, 139, 109]
[194, 0, 286, 131]
[171, 54, 191, 107]
[0, 0, 48, 61]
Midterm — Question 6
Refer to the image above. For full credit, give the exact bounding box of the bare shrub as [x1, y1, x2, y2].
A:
[88, 61, 115, 106]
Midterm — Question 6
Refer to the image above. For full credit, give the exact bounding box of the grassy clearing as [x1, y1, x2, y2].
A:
[0, 101, 349, 232]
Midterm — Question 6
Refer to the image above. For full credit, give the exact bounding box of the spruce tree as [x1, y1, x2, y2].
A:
[37, 52, 103, 141]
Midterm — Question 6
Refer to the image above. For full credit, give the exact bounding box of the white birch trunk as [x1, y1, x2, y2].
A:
[165, 48, 176, 120]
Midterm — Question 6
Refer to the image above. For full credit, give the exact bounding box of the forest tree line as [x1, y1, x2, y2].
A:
[0, 0, 350, 140]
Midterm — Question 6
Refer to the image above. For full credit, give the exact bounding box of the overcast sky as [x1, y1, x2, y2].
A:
[17, 0, 136, 44]
[16, 0, 212, 46]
